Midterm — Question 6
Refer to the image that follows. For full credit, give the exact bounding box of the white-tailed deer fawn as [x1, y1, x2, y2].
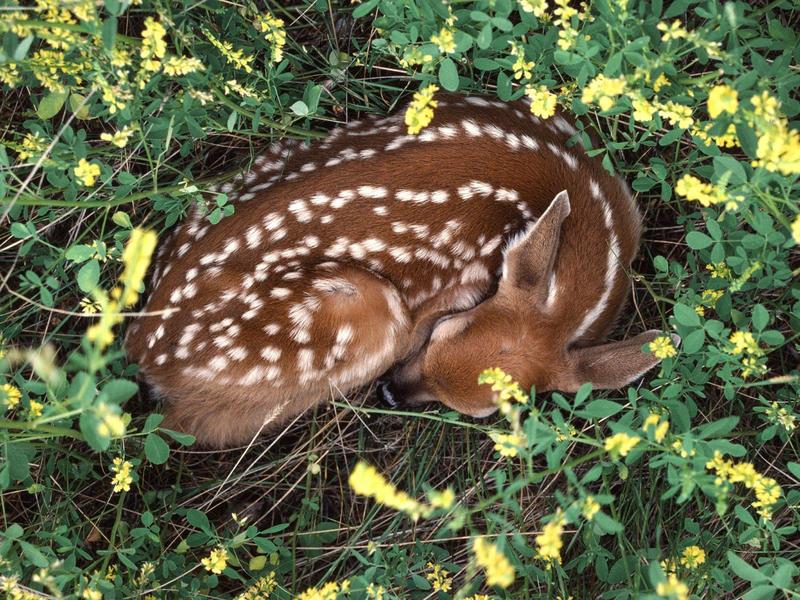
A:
[126, 93, 673, 447]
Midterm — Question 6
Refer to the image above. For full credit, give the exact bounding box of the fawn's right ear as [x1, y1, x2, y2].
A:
[499, 190, 570, 304]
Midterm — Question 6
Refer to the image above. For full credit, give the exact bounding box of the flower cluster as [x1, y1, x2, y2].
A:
[488, 431, 526, 458]
[478, 367, 528, 408]
[656, 574, 689, 600]
[1, 383, 21, 410]
[509, 42, 534, 80]
[235, 572, 278, 600]
[534, 510, 566, 567]
[525, 84, 558, 119]
[425, 563, 452, 592]
[643, 412, 670, 443]
[649, 335, 677, 359]
[201, 547, 229, 574]
[604, 432, 640, 459]
[706, 451, 782, 520]
[74, 159, 101, 187]
[204, 29, 255, 73]
[431, 27, 456, 54]
[296, 580, 351, 600]
[110, 457, 133, 493]
[764, 402, 797, 433]
[256, 13, 287, 63]
[404, 84, 439, 135]
[348, 461, 443, 520]
[472, 537, 515, 588]
[581, 74, 626, 111]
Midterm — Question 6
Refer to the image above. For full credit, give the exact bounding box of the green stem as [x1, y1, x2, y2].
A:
[0, 418, 84, 440]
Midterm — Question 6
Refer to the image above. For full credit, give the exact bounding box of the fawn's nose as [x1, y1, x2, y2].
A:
[376, 380, 399, 409]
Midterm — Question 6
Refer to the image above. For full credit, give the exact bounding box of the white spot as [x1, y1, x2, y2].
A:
[260, 346, 282, 362]
[246, 225, 262, 249]
[271, 287, 291, 299]
[208, 356, 228, 371]
[264, 323, 281, 335]
[358, 185, 388, 199]
[228, 346, 248, 361]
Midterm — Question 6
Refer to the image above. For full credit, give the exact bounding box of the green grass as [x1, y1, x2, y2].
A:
[1, 0, 799, 598]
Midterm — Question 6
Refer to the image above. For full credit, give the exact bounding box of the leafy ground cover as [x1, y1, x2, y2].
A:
[0, 0, 798, 598]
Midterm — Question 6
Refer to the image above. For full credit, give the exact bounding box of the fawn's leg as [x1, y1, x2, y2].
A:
[135, 262, 411, 447]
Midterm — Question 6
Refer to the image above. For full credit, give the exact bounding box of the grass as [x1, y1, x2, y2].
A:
[1, 0, 799, 598]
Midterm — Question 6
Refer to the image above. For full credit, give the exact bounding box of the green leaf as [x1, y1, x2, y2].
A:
[19, 540, 50, 568]
[143, 413, 165, 433]
[65, 244, 95, 263]
[69, 93, 92, 119]
[686, 231, 713, 249]
[438, 58, 459, 91]
[727, 551, 768, 583]
[186, 509, 212, 533]
[751, 304, 769, 331]
[77, 259, 100, 293]
[37, 91, 68, 120]
[352, 0, 379, 19]
[145, 433, 170, 465]
[10, 222, 31, 239]
[581, 400, 624, 419]
[673, 303, 700, 327]
[249, 555, 267, 571]
[162, 428, 196, 446]
[682, 328, 705, 353]
[290, 101, 309, 117]
[101, 379, 139, 404]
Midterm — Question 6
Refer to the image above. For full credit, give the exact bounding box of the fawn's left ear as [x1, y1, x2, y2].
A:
[556, 330, 680, 392]
[500, 190, 570, 305]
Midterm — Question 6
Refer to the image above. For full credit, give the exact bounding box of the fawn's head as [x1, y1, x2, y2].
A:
[389, 191, 675, 417]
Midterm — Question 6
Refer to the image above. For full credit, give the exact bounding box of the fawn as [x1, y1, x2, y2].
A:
[126, 93, 674, 447]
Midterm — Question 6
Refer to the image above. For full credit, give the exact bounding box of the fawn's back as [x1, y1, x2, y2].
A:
[126, 94, 667, 447]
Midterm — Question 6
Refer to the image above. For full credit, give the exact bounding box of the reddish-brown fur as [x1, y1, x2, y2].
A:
[126, 93, 670, 447]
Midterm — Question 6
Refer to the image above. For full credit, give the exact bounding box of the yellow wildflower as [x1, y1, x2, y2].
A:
[582, 75, 626, 111]
[236, 571, 278, 600]
[428, 487, 456, 509]
[74, 158, 101, 187]
[604, 432, 640, 458]
[582, 496, 600, 520]
[115, 228, 158, 308]
[366, 583, 385, 599]
[110, 457, 133, 493]
[297, 581, 341, 600]
[140, 17, 167, 72]
[766, 402, 797, 433]
[656, 574, 689, 600]
[96, 401, 125, 437]
[519, 0, 547, 18]
[100, 126, 136, 148]
[82, 589, 102, 600]
[2, 384, 22, 409]
[707, 84, 738, 118]
[431, 27, 456, 54]
[348, 461, 429, 519]
[205, 30, 255, 73]
[728, 331, 761, 356]
[525, 84, 558, 119]
[405, 84, 439, 135]
[649, 335, 677, 359]
[791, 215, 800, 244]
[631, 96, 657, 122]
[535, 511, 566, 566]
[400, 47, 433, 69]
[17, 132, 49, 162]
[479, 367, 528, 405]
[657, 20, 689, 41]
[659, 101, 693, 129]
[426, 562, 453, 592]
[680, 545, 706, 569]
[652, 73, 669, 92]
[163, 56, 204, 76]
[510, 42, 534, 80]
[201, 547, 228, 575]
[489, 431, 527, 457]
[706, 451, 782, 520]
[256, 13, 287, 63]
[674, 174, 725, 207]
[28, 400, 44, 418]
[473, 537, 515, 588]
[643, 413, 669, 442]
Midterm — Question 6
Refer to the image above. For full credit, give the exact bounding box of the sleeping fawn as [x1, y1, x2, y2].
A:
[125, 93, 674, 447]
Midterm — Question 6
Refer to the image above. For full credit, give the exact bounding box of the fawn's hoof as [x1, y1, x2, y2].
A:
[376, 380, 399, 409]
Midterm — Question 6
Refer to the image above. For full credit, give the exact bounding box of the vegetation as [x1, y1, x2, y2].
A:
[1, 0, 798, 598]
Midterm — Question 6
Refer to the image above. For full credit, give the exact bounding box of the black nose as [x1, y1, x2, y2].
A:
[376, 380, 399, 409]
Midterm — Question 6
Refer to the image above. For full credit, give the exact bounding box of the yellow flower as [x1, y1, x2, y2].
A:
[28, 400, 44, 418]
[728, 331, 761, 356]
[473, 537, 515, 588]
[201, 547, 229, 575]
[431, 27, 456, 54]
[649, 336, 677, 359]
[525, 84, 558, 119]
[100, 126, 136, 149]
[96, 401, 126, 437]
[255, 13, 287, 63]
[657, 20, 689, 41]
[510, 42, 534, 80]
[297, 581, 342, 600]
[631, 96, 657, 122]
[535, 510, 566, 566]
[674, 174, 725, 207]
[706, 451, 782, 520]
[791, 215, 800, 244]
[659, 101, 693, 129]
[680, 545, 706, 569]
[426, 562, 453, 592]
[582, 75, 626, 111]
[604, 432, 640, 458]
[519, 0, 547, 18]
[766, 402, 797, 432]
[140, 17, 167, 72]
[110, 457, 133, 493]
[489, 431, 526, 458]
[428, 487, 456, 509]
[82, 589, 102, 600]
[643, 413, 670, 442]
[656, 574, 689, 600]
[582, 496, 600, 520]
[115, 228, 158, 308]
[404, 84, 439, 135]
[80, 297, 102, 314]
[652, 73, 669, 92]
[366, 583, 385, 599]
[2, 384, 21, 409]
[74, 158, 101, 187]
[16, 132, 49, 161]
[348, 461, 430, 519]
[205, 29, 255, 73]
[479, 367, 528, 405]
[163, 56, 204, 76]
[707, 84, 738, 118]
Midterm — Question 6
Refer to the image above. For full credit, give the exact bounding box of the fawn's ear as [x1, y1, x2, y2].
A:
[557, 331, 679, 392]
[500, 190, 570, 304]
